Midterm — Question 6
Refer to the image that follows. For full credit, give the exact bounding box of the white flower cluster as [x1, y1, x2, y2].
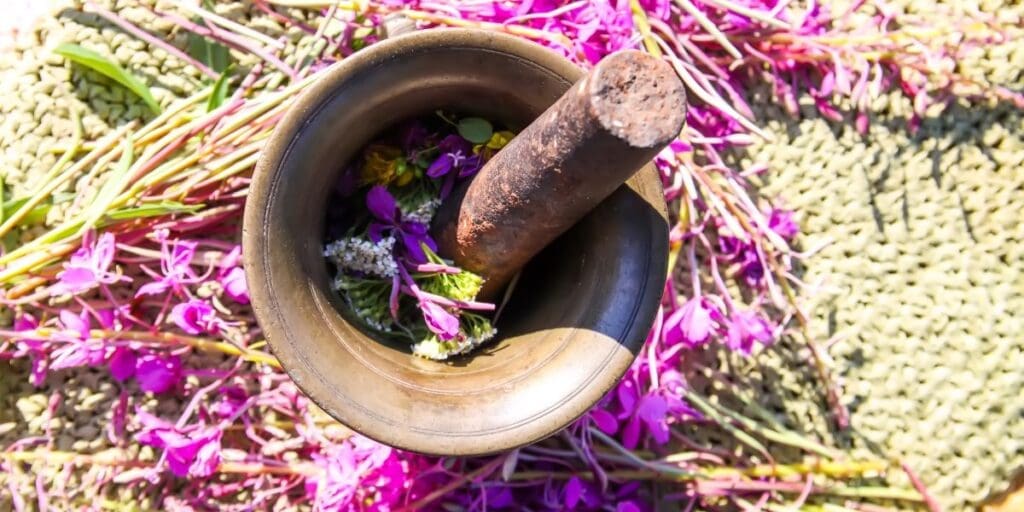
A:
[412, 327, 498, 360]
[359, 314, 393, 333]
[403, 198, 441, 225]
[323, 236, 398, 278]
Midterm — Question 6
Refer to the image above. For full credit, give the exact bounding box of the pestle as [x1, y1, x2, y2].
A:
[432, 50, 688, 299]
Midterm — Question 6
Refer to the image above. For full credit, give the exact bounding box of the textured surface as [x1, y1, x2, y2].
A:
[736, 18, 1024, 507]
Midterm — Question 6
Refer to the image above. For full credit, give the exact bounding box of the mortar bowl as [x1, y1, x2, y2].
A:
[243, 29, 669, 456]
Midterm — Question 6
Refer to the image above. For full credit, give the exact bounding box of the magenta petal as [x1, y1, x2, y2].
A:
[617, 379, 638, 415]
[108, 348, 137, 381]
[637, 395, 670, 444]
[220, 267, 250, 305]
[189, 429, 222, 477]
[166, 451, 192, 477]
[622, 416, 641, 450]
[420, 301, 459, 341]
[590, 408, 619, 435]
[389, 274, 400, 320]
[29, 358, 47, 387]
[135, 280, 170, 297]
[57, 267, 98, 293]
[401, 231, 429, 263]
[617, 501, 642, 512]
[59, 310, 89, 339]
[425, 154, 453, 178]
[135, 354, 181, 394]
[564, 476, 584, 509]
[92, 233, 116, 270]
[680, 298, 713, 345]
[366, 185, 397, 222]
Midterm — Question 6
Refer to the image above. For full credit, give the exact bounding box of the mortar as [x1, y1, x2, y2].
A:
[243, 29, 669, 456]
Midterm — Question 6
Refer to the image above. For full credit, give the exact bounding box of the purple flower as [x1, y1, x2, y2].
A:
[219, 267, 249, 304]
[52, 232, 129, 295]
[169, 299, 224, 335]
[426, 153, 455, 178]
[306, 436, 411, 511]
[420, 300, 460, 341]
[135, 353, 182, 394]
[366, 185, 438, 263]
[725, 310, 775, 355]
[13, 314, 47, 387]
[635, 394, 670, 444]
[366, 185, 398, 222]
[768, 208, 799, 239]
[107, 347, 137, 381]
[565, 476, 584, 509]
[662, 296, 719, 347]
[589, 407, 619, 435]
[212, 386, 249, 419]
[135, 230, 203, 297]
[136, 411, 222, 477]
[49, 309, 112, 371]
[218, 246, 249, 304]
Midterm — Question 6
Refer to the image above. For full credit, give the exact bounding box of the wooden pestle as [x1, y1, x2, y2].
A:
[431, 50, 687, 300]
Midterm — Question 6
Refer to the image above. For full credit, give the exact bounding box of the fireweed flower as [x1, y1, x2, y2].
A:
[12, 314, 47, 387]
[768, 208, 800, 240]
[365, 185, 437, 264]
[426, 134, 482, 179]
[48, 309, 113, 371]
[135, 411, 222, 478]
[51, 232, 129, 295]
[107, 347, 137, 381]
[662, 296, 720, 348]
[217, 246, 249, 304]
[169, 298, 226, 336]
[136, 229, 204, 297]
[725, 310, 775, 355]
[306, 436, 411, 511]
[134, 352, 182, 394]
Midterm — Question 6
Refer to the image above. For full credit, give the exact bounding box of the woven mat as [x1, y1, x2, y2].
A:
[737, 17, 1024, 508]
[1, 1, 1023, 510]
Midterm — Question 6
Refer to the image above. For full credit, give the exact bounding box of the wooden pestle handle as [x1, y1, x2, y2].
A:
[431, 50, 687, 299]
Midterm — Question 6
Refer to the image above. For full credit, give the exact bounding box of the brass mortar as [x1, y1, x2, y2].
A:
[243, 29, 668, 456]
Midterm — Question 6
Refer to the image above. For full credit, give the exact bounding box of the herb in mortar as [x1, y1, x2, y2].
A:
[323, 113, 515, 360]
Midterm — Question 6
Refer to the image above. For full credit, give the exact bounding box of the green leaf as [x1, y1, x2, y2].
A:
[206, 67, 233, 112]
[22, 204, 52, 226]
[105, 201, 202, 221]
[187, 32, 232, 74]
[457, 117, 493, 144]
[79, 139, 134, 234]
[54, 43, 161, 114]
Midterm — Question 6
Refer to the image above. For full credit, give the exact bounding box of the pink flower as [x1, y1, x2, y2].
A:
[49, 310, 111, 371]
[725, 310, 775, 355]
[135, 353, 182, 394]
[136, 411, 222, 477]
[306, 436, 412, 511]
[768, 208, 799, 239]
[136, 230, 203, 297]
[168, 299, 224, 335]
[419, 300, 460, 341]
[13, 314, 47, 387]
[107, 347, 137, 381]
[662, 296, 719, 347]
[52, 232, 129, 295]
[217, 246, 250, 304]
